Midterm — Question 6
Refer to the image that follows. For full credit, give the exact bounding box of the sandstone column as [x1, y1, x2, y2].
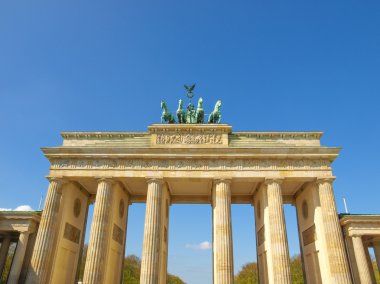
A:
[265, 178, 292, 283]
[364, 244, 376, 283]
[212, 179, 234, 284]
[351, 236, 372, 284]
[26, 177, 63, 284]
[8, 232, 30, 283]
[317, 178, 352, 283]
[140, 178, 164, 284]
[374, 243, 380, 276]
[83, 179, 114, 284]
[0, 235, 11, 274]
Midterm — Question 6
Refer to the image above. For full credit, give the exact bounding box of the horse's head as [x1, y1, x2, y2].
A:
[161, 100, 165, 109]
[178, 99, 183, 109]
[197, 97, 203, 108]
[215, 100, 222, 111]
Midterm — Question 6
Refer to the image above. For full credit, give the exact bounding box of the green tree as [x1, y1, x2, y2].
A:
[290, 255, 304, 284]
[76, 246, 185, 284]
[122, 255, 141, 284]
[167, 274, 186, 284]
[234, 262, 258, 284]
[235, 255, 305, 284]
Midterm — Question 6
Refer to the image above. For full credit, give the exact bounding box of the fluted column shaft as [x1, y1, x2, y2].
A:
[8, 232, 30, 283]
[351, 236, 372, 284]
[83, 179, 114, 284]
[213, 179, 234, 284]
[0, 235, 11, 274]
[317, 178, 352, 283]
[140, 179, 164, 284]
[26, 178, 63, 284]
[374, 243, 380, 276]
[266, 179, 292, 284]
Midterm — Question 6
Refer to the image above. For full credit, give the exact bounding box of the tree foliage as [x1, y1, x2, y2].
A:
[235, 255, 304, 284]
[76, 249, 185, 283]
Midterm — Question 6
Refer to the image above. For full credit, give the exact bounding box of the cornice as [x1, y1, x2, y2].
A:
[61, 132, 148, 139]
[340, 215, 380, 226]
[41, 146, 340, 159]
[60, 130, 323, 140]
[231, 132, 323, 140]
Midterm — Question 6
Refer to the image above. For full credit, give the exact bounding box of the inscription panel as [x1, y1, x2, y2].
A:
[63, 222, 81, 244]
[156, 134, 223, 145]
[302, 225, 317, 246]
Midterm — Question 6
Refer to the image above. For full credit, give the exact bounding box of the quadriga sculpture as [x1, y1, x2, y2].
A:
[208, 100, 222, 124]
[196, 97, 204, 124]
[161, 100, 176, 124]
[176, 99, 186, 123]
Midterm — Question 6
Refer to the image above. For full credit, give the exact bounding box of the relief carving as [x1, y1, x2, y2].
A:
[258, 225, 265, 246]
[63, 222, 81, 244]
[112, 224, 124, 245]
[51, 158, 331, 171]
[302, 225, 317, 246]
[156, 134, 223, 145]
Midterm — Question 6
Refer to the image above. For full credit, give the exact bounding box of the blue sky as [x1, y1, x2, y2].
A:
[1, 1, 380, 283]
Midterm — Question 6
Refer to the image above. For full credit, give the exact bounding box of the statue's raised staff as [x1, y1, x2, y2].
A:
[196, 97, 204, 123]
[176, 99, 186, 124]
[161, 100, 176, 124]
[208, 100, 222, 124]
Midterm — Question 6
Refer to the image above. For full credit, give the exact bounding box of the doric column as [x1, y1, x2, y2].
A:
[212, 179, 234, 284]
[26, 177, 63, 284]
[8, 232, 30, 283]
[364, 244, 376, 283]
[140, 178, 164, 284]
[265, 178, 292, 283]
[317, 178, 352, 283]
[83, 178, 114, 284]
[351, 236, 372, 284]
[374, 243, 380, 276]
[0, 235, 11, 274]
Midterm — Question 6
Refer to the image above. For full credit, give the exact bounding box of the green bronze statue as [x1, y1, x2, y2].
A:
[196, 97, 204, 123]
[161, 100, 176, 124]
[161, 84, 224, 124]
[208, 100, 222, 124]
[176, 99, 186, 124]
[186, 102, 196, 124]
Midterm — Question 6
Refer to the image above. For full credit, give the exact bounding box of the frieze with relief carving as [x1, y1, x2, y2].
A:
[156, 134, 223, 145]
[50, 158, 331, 171]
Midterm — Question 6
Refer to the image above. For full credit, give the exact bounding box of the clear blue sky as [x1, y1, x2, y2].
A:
[1, 1, 380, 283]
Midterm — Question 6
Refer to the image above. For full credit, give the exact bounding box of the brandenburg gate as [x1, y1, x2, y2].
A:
[23, 123, 354, 283]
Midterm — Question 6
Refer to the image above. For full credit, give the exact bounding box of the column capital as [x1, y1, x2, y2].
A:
[265, 177, 284, 185]
[146, 177, 165, 185]
[352, 234, 363, 238]
[46, 176, 67, 185]
[96, 177, 115, 184]
[214, 178, 232, 185]
[316, 177, 336, 184]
